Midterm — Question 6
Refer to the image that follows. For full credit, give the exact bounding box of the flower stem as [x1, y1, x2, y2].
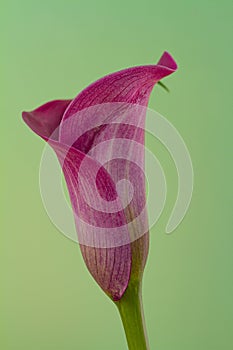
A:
[115, 282, 150, 350]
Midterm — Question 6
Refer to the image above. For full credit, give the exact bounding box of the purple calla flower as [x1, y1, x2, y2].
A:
[22, 51, 177, 304]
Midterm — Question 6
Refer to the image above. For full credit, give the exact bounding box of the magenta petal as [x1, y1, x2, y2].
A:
[23, 103, 132, 301]
[56, 52, 177, 268]
[56, 52, 177, 290]
[59, 52, 177, 145]
[59, 52, 177, 153]
[22, 99, 72, 141]
[22, 51, 178, 300]
[55, 144, 132, 301]
[157, 51, 178, 70]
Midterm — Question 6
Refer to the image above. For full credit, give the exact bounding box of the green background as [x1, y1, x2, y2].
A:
[1, 0, 232, 349]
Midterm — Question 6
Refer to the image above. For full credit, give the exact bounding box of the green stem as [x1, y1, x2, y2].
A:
[115, 282, 150, 350]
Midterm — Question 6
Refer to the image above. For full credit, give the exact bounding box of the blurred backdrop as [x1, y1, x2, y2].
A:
[1, 0, 233, 349]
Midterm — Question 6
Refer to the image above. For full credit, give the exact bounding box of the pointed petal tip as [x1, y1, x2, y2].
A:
[22, 99, 72, 140]
[59, 51, 178, 130]
[158, 51, 178, 71]
[22, 109, 47, 140]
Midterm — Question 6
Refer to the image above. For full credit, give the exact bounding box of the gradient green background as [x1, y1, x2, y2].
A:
[1, 1, 232, 349]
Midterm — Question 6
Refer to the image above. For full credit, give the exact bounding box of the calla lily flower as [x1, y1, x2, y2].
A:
[23, 51, 177, 350]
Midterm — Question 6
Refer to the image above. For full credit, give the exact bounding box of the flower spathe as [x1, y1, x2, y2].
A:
[22, 51, 177, 301]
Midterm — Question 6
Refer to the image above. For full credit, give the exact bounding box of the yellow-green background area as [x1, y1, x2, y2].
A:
[1, 0, 232, 349]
